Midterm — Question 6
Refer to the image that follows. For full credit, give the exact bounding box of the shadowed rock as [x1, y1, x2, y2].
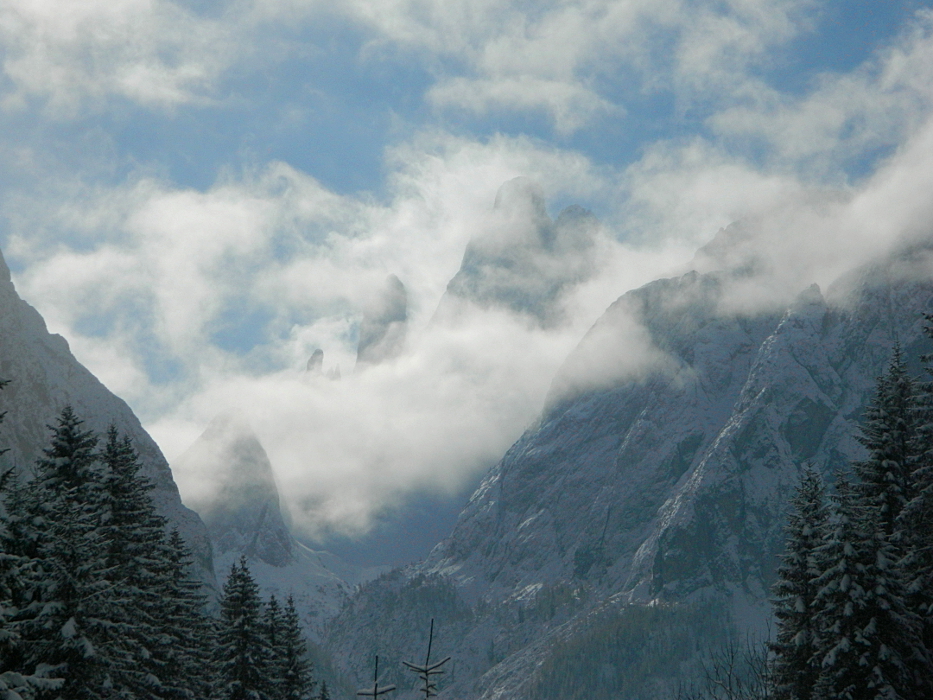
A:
[438, 177, 600, 326]
[307, 348, 324, 375]
[175, 411, 294, 567]
[356, 274, 408, 367]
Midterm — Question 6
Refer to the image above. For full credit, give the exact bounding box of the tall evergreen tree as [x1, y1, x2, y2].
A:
[770, 467, 829, 700]
[811, 477, 919, 700]
[900, 315, 933, 688]
[0, 379, 65, 699]
[99, 426, 176, 698]
[280, 595, 313, 700]
[853, 346, 920, 538]
[217, 557, 270, 700]
[0, 467, 48, 690]
[23, 406, 126, 699]
[161, 528, 216, 700]
[264, 595, 285, 700]
[0, 486, 64, 700]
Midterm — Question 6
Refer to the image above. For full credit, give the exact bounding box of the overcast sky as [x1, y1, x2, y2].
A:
[3, 0, 933, 538]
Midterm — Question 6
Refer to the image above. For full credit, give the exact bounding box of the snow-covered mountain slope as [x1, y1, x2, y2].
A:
[175, 411, 383, 640]
[322, 243, 933, 700]
[0, 247, 215, 588]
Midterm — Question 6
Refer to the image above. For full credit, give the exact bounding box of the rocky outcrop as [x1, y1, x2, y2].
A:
[0, 246, 215, 589]
[175, 411, 294, 566]
[174, 411, 380, 639]
[357, 274, 408, 367]
[437, 177, 601, 327]
[307, 348, 324, 375]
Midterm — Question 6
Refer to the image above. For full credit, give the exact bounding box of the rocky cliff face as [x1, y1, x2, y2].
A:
[0, 247, 215, 588]
[177, 411, 295, 567]
[323, 241, 933, 699]
[174, 411, 380, 640]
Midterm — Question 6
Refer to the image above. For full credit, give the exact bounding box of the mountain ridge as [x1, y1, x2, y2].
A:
[322, 237, 933, 699]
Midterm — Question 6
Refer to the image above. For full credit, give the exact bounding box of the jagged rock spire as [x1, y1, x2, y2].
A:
[357, 274, 408, 367]
[174, 411, 294, 567]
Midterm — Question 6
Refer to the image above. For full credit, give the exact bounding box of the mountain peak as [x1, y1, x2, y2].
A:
[356, 274, 408, 367]
[438, 178, 601, 326]
[493, 176, 548, 222]
[0, 247, 10, 285]
[174, 411, 294, 567]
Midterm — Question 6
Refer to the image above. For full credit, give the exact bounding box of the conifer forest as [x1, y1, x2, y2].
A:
[0, 398, 314, 700]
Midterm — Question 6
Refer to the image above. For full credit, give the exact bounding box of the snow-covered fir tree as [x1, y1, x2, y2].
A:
[849, 348, 932, 694]
[23, 407, 127, 699]
[899, 315, 933, 687]
[280, 595, 314, 700]
[1, 406, 220, 700]
[770, 467, 829, 700]
[853, 346, 920, 538]
[99, 426, 174, 697]
[810, 477, 920, 700]
[264, 595, 285, 700]
[0, 379, 64, 699]
[217, 557, 271, 700]
[161, 527, 217, 700]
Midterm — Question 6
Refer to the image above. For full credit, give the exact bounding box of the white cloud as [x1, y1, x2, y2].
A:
[0, 0, 818, 131]
[7, 132, 674, 536]
[428, 77, 619, 135]
[709, 9, 933, 175]
[0, 0, 233, 114]
[346, 0, 815, 131]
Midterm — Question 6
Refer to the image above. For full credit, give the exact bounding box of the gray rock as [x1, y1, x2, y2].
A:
[307, 348, 324, 375]
[175, 410, 381, 640]
[175, 410, 294, 567]
[357, 274, 408, 367]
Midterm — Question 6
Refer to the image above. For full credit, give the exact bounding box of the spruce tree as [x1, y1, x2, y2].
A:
[770, 467, 829, 700]
[24, 406, 124, 699]
[0, 468, 47, 687]
[280, 595, 314, 700]
[264, 595, 285, 700]
[0, 380, 65, 698]
[100, 426, 176, 698]
[162, 528, 217, 700]
[852, 346, 932, 694]
[217, 556, 270, 700]
[853, 346, 919, 538]
[811, 478, 920, 700]
[1, 485, 64, 700]
[900, 315, 933, 689]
